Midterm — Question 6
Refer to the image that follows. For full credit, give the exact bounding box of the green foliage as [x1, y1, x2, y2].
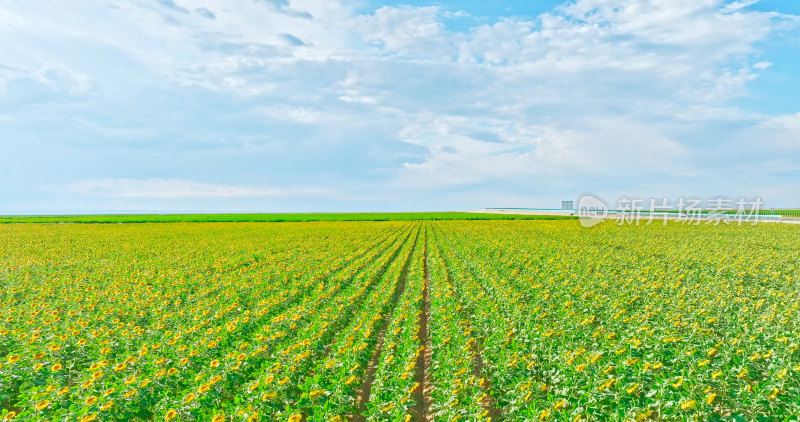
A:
[0, 213, 574, 224]
[1, 220, 799, 421]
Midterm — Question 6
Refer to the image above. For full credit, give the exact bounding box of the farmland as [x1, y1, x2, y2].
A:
[1, 220, 800, 421]
[0, 213, 573, 224]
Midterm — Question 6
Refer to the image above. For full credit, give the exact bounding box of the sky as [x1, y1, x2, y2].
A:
[1, 0, 799, 213]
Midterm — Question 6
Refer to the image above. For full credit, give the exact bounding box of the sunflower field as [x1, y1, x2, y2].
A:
[1, 220, 799, 421]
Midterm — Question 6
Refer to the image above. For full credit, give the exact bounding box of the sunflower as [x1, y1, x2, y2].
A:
[538, 409, 550, 421]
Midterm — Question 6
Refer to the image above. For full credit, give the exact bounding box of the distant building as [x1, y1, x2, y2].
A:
[562, 200, 574, 210]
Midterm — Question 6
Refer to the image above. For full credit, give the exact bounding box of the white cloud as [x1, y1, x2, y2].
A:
[722, 0, 761, 13]
[338, 92, 378, 104]
[458, 19, 534, 64]
[456, 0, 779, 103]
[665, 104, 761, 122]
[33, 62, 94, 93]
[355, 6, 448, 56]
[256, 104, 324, 124]
[753, 61, 772, 69]
[392, 114, 687, 188]
[0, 6, 20, 28]
[0, 62, 93, 94]
[747, 112, 800, 151]
[2, 0, 800, 211]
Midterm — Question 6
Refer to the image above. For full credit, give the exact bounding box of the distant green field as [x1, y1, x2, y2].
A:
[718, 209, 800, 217]
[771, 209, 800, 217]
[0, 212, 575, 224]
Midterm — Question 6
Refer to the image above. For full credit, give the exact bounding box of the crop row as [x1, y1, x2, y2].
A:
[2, 220, 799, 421]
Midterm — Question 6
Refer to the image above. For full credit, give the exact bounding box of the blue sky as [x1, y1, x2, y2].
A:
[1, 0, 799, 213]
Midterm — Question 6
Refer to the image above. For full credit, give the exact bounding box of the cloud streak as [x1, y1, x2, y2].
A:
[66, 178, 338, 199]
